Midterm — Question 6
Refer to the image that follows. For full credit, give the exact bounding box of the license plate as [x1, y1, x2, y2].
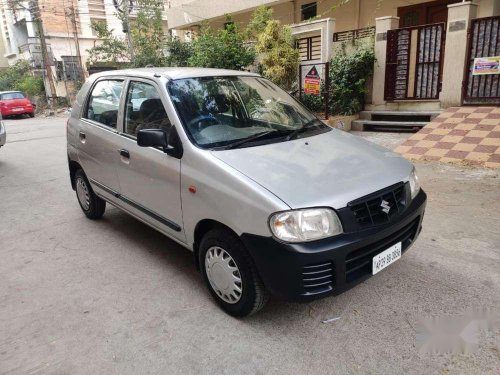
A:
[12, 108, 23, 111]
[373, 242, 401, 275]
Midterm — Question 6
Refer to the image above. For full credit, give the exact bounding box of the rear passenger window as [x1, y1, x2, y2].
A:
[124, 81, 171, 137]
[85, 80, 123, 129]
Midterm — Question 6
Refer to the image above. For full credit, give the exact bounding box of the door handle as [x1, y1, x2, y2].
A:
[119, 149, 130, 159]
[79, 131, 86, 143]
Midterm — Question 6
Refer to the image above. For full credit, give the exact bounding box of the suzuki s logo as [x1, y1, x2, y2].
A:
[380, 200, 391, 214]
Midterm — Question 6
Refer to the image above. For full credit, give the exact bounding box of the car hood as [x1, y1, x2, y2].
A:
[210, 129, 413, 209]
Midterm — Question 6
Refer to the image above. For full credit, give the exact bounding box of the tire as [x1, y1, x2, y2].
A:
[74, 169, 106, 220]
[29, 112, 35, 118]
[199, 228, 269, 317]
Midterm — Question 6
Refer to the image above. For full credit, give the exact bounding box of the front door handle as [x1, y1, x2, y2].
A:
[79, 131, 86, 143]
[119, 149, 130, 159]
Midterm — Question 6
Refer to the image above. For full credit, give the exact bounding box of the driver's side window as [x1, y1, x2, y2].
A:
[124, 81, 171, 137]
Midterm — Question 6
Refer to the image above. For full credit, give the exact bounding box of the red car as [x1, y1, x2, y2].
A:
[0, 91, 35, 118]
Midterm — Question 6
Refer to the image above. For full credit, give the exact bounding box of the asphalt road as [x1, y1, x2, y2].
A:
[1, 116, 499, 374]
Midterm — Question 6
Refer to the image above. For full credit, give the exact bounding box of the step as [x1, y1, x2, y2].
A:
[359, 110, 441, 120]
[352, 120, 428, 131]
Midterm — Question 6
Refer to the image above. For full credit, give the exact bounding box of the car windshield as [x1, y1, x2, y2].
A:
[167, 76, 328, 149]
[1, 92, 25, 100]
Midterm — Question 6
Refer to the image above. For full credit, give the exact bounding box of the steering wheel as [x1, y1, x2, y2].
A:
[187, 115, 221, 132]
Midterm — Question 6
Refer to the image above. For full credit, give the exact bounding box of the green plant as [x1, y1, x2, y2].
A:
[165, 36, 193, 67]
[328, 42, 375, 115]
[16, 75, 45, 97]
[188, 17, 255, 70]
[0, 60, 45, 97]
[130, 0, 167, 67]
[87, 21, 129, 66]
[254, 19, 299, 91]
[300, 92, 324, 113]
[86, 0, 167, 68]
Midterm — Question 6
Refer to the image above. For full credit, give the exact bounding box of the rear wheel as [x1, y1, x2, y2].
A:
[199, 228, 269, 317]
[74, 169, 106, 219]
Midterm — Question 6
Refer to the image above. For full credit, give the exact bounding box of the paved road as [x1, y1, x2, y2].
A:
[1, 116, 499, 374]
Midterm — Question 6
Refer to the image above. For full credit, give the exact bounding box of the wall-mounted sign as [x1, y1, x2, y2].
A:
[304, 66, 321, 95]
[472, 56, 500, 75]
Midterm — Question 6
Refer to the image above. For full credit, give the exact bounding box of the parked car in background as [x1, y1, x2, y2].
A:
[67, 68, 426, 317]
[0, 115, 6, 148]
[0, 91, 35, 118]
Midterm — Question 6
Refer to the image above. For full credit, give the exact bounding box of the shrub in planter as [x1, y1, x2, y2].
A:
[329, 42, 375, 115]
[300, 92, 324, 113]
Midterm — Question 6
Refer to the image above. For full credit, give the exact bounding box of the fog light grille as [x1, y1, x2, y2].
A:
[302, 261, 334, 294]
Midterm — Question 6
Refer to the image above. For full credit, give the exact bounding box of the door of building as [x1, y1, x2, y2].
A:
[398, 0, 460, 28]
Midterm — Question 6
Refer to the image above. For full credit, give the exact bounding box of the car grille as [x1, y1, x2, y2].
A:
[302, 261, 334, 294]
[344, 217, 420, 283]
[348, 183, 407, 228]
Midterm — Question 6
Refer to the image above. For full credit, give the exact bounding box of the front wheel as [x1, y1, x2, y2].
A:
[199, 228, 269, 317]
[28, 112, 35, 118]
[74, 169, 106, 220]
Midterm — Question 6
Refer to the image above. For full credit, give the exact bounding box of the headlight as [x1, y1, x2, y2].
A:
[409, 168, 420, 199]
[269, 208, 343, 243]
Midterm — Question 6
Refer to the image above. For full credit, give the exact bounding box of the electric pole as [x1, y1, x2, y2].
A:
[29, 0, 57, 106]
[121, 1, 135, 61]
[69, 4, 85, 79]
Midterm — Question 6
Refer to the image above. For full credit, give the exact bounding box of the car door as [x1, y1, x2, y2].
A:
[114, 78, 185, 243]
[77, 78, 125, 199]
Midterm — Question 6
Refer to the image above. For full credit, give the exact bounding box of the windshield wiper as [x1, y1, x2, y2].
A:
[285, 119, 323, 141]
[221, 130, 286, 150]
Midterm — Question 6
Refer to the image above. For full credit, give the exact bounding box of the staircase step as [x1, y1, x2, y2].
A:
[359, 110, 441, 120]
[352, 120, 428, 131]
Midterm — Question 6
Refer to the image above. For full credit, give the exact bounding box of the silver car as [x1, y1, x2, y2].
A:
[0, 115, 6, 148]
[67, 68, 426, 316]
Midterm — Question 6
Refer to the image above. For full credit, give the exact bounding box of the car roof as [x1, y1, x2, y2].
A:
[89, 67, 260, 81]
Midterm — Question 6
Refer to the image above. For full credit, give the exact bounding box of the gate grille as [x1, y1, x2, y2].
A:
[463, 16, 500, 105]
[385, 23, 445, 101]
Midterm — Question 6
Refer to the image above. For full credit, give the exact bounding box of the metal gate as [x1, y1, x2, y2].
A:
[385, 23, 445, 101]
[463, 16, 500, 105]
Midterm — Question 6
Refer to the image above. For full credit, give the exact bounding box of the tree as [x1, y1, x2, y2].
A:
[130, 0, 166, 67]
[188, 18, 255, 70]
[255, 19, 299, 91]
[86, 21, 129, 66]
[165, 36, 193, 67]
[244, 6, 273, 41]
[0, 60, 44, 97]
[86, 0, 166, 68]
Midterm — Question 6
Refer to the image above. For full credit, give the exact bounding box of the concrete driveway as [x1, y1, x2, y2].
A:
[0, 116, 499, 374]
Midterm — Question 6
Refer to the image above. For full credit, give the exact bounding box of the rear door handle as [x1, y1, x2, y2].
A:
[119, 149, 130, 159]
[79, 131, 86, 143]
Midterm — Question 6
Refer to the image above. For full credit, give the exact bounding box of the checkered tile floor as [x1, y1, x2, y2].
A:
[395, 106, 500, 168]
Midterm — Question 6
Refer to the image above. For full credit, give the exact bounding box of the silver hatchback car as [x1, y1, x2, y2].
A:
[67, 68, 426, 316]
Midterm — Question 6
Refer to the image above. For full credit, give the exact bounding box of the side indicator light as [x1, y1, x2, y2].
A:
[188, 185, 197, 194]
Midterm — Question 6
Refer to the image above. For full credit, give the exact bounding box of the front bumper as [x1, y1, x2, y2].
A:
[241, 190, 427, 302]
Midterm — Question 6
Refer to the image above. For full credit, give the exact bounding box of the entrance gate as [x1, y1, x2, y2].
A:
[384, 23, 445, 101]
[463, 16, 500, 105]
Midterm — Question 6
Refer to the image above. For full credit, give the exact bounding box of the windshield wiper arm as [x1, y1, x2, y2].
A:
[222, 130, 281, 150]
[285, 119, 322, 141]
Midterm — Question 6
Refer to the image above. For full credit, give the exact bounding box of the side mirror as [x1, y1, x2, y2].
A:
[137, 129, 168, 149]
[137, 127, 183, 159]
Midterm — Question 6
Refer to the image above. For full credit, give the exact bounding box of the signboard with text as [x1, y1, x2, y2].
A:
[304, 66, 321, 95]
[472, 56, 500, 75]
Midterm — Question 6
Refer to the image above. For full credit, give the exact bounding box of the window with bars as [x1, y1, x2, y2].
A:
[297, 35, 321, 62]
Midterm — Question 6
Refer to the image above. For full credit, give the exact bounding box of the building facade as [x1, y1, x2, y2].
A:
[0, 0, 168, 99]
[166, 0, 500, 110]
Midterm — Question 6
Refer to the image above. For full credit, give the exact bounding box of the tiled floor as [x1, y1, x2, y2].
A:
[395, 106, 500, 168]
